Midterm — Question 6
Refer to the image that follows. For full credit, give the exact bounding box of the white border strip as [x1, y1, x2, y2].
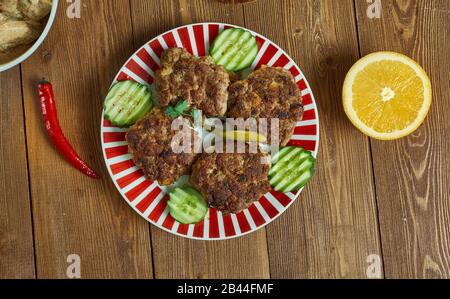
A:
[142, 190, 166, 219]
[187, 26, 198, 57]
[143, 44, 161, 66]
[251, 40, 269, 69]
[129, 181, 158, 208]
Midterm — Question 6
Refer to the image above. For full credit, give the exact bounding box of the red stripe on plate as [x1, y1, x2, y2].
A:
[222, 214, 236, 237]
[286, 139, 316, 151]
[255, 36, 265, 48]
[136, 186, 161, 213]
[224, 25, 235, 30]
[272, 53, 289, 68]
[193, 220, 204, 238]
[117, 169, 144, 189]
[289, 66, 300, 78]
[301, 109, 316, 121]
[293, 124, 317, 135]
[103, 119, 113, 127]
[136, 48, 159, 72]
[149, 39, 164, 58]
[125, 179, 153, 202]
[126, 59, 153, 84]
[270, 191, 292, 207]
[162, 214, 175, 230]
[208, 24, 220, 45]
[247, 204, 265, 227]
[177, 224, 189, 235]
[302, 93, 313, 106]
[235, 212, 251, 233]
[110, 159, 135, 175]
[177, 27, 193, 54]
[103, 132, 126, 143]
[258, 196, 279, 219]
[208, 208, 219, 238]
[193, 24, 205, 56]
[105, 145, 128, 159]
[148, 194, 169, 223]
[116, 72, 131, 82]
[297, 78, 307, 91]
[162, 32, 177, 48]
[256, 44, 278, 69]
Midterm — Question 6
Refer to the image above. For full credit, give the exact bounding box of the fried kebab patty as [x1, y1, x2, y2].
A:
[126, 108, 201, 186]
[190, 148, 271, 214]
[155, 48, 230, 117]
[227, 66, 303, 146]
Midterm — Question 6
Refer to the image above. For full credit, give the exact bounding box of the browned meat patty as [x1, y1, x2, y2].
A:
[227, 66, 303, 146]
[155, 48, 230, 117]
[126, 108, 201, 185]
[190, 148, 271, 214]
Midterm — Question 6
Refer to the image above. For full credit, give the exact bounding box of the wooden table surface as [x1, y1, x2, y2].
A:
[0, 0, 449, 279]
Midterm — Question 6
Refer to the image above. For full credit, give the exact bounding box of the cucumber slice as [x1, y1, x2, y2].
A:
[167, 187, 208, 224]
[269, 147, 305, 176]
[104, 80, 152, 127]
[235, 43, 259, 70]
[210, 28, 258, 72]
[268, 154, 310, 185]
[268, 146, 316, 193]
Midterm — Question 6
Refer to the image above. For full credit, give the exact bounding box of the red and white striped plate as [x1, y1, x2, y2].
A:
[101, 23, 319, 240]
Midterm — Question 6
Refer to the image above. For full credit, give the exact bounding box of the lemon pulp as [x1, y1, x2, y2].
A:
[343, 52, 432, 140]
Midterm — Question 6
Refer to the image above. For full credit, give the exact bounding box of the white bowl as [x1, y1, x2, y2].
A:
[0, 0, 59, 73]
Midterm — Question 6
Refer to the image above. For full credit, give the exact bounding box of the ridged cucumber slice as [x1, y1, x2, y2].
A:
[269, 147, 305, 176]
[167, 187, 208, 224]
[210, 28, 258, 72]
[269, 146, 316, 192]
[269, 153, 310, 185]
[104, 80, 152, 127]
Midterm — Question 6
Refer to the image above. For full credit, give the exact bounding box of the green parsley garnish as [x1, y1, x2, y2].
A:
[165, 100, 189, 118]
[190, 108, 201, 120]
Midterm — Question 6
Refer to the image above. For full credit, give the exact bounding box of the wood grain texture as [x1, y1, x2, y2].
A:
[0, 67, 35, 278]
[354, 0, 450, 278]
[1, 0, 447, 279]
[20, 1, 153, 278]
[243, 0, 383, 278]
[129, 0, 270, 279]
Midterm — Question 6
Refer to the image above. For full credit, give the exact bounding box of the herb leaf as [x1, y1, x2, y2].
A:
[190, 108, 201, 119]
[165, 106, 179, 118]
[165, 100, 188, 118]
[175, 100, 188, 114]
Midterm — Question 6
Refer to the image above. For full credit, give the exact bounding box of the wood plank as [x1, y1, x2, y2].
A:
[130, 0, 247, 47]
[129, 0, 270, 279]
[354, 0, 450, 278]
[20, 1, 153, 278]
[0, 67, 35, 278]
[243, 0, 383, 278]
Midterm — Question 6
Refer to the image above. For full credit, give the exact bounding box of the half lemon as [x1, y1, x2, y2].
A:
[219, 130, 267, 143]
[343, 51, 432, 140]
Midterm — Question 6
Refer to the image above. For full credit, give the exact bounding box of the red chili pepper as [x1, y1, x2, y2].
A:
[38, 79, 100, 179]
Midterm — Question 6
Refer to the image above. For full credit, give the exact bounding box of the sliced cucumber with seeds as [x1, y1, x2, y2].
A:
[269, 147, 316, 193]
[104, 80, 152, 127]
[167, 187, 208, 224]
[210, 28, 258, 72]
